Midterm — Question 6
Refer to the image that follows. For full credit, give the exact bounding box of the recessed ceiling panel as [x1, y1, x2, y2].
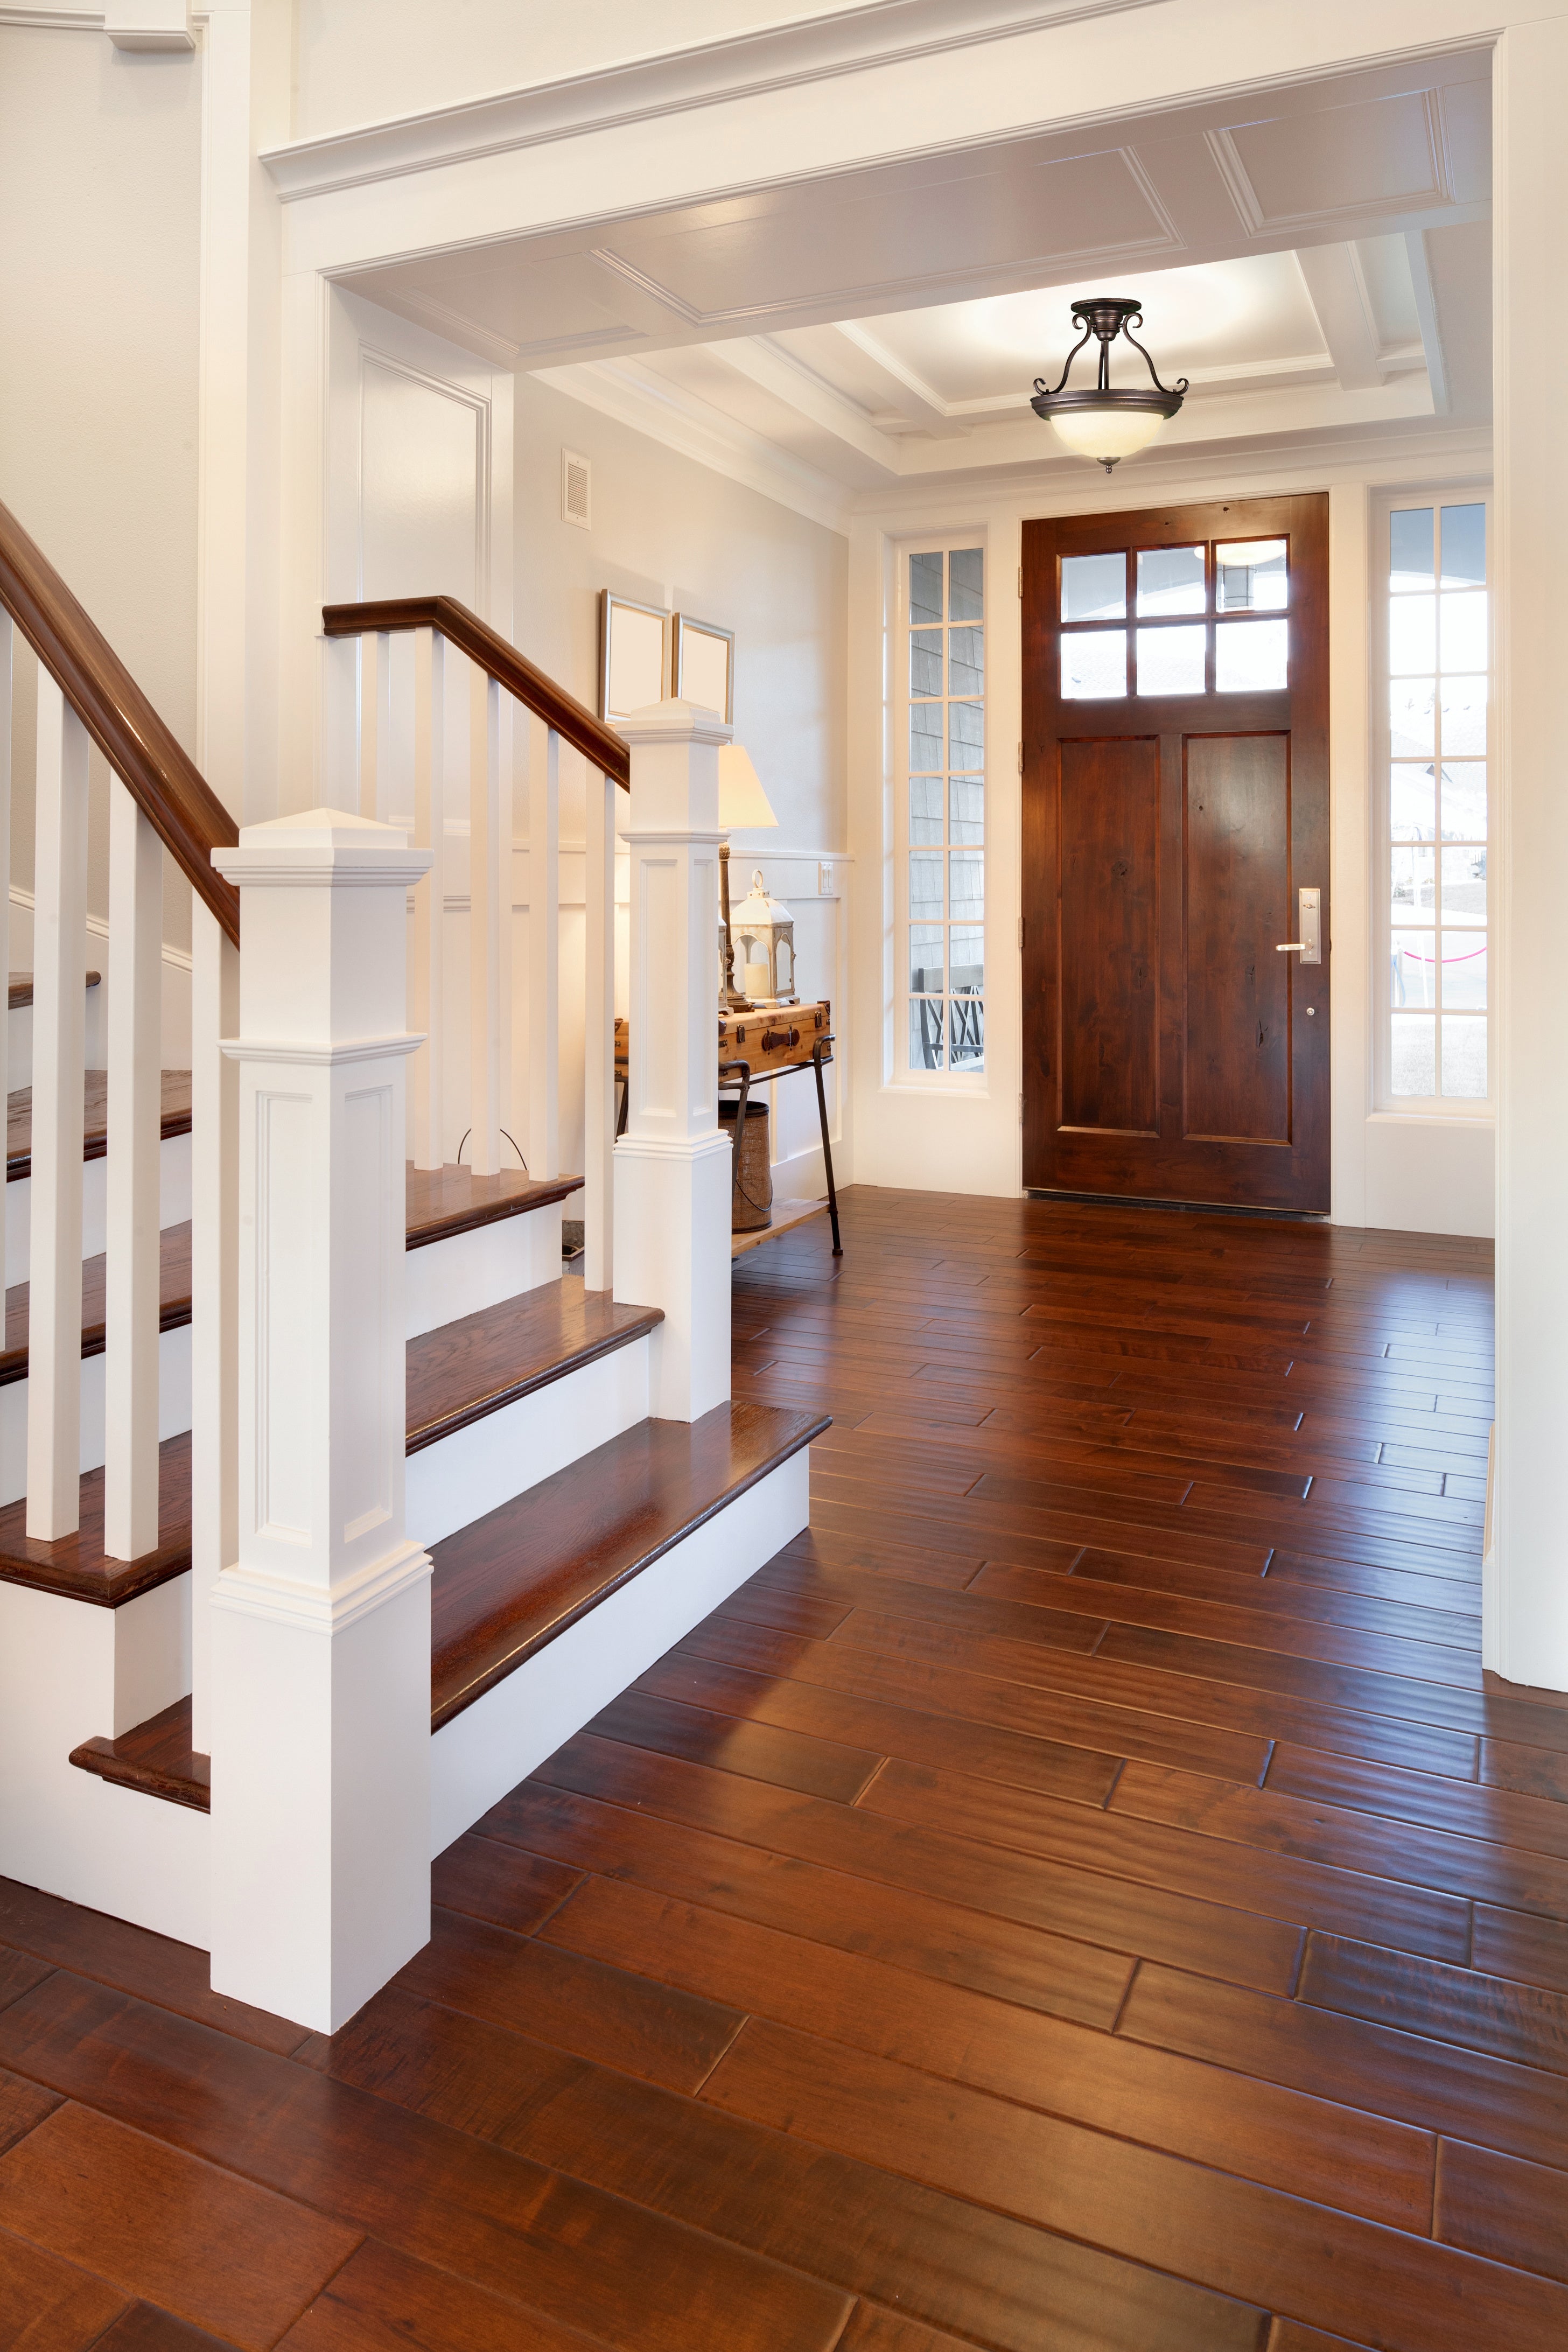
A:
[600, 147, 1175, 323]
[366, 249, 642, 359]
[1215, 91, 1448, 233]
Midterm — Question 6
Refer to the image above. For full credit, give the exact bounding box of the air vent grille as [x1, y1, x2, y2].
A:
[562, 447, 591, 529]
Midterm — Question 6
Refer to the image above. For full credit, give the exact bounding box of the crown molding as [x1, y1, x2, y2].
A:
[260, 0, 1170, 201]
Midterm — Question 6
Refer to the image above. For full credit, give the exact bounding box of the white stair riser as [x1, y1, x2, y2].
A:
[430, 1447, 809, 1855]
[0, 1573, 204, 1948]
[6, 1128, 192, 1286]
[405, 1332, 650, 1551]
[0, 1325, 193, 1508]
[406, 1197, 564, 1339]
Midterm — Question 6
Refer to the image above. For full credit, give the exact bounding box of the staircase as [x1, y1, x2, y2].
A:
[0, 501, 818, 2032]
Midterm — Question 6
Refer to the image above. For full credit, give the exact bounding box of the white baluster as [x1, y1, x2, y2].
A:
[409, 626, 445, 1170]
[102, 780, 162, 1560]
[527, 713, 559, 1181]
[0, 615, 12, 1127]
[359, 629, 391, 821]
[468, 660, 503, 1175]
[584, 768, 616, 1290]
[26, 670, 88, 1539]
[189, 897, 239, 1755]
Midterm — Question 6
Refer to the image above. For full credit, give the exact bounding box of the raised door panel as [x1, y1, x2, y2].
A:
[1058, 738, 1159, 1135]
[1183, 734, 1291, 1144]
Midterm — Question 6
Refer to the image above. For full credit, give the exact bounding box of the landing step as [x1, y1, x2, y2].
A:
[7, 1069, 191, 1182]
[69, 1399, 827, 1811]
[9, 970, 100, 1010]
[4, 1277, 655, 1602]
[430, 1399, 827, 1731]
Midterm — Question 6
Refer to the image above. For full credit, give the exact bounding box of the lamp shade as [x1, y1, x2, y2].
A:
[1045, 402, 1172, 465]
[718, 744, 778, 831]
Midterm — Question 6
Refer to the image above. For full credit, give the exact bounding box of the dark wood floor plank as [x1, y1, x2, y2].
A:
[1436, 2138, 1568, 2285]
[1471, 1904, 1568, 1997]
[93, 2304, 256, 2351]
[1268, 1741, 1568, 1858]
[0, 2223, 129, 2350]
[0, 2062, 61, 2158]
[590, 1686, 887, 1804]
[1298, 1934, 1568, 2076]
[274, 2237, 621, 2350]
[699, 2017, 1568, 2349]
[0, 2102, 359, 2350]
[428, 1835, 583, 1937]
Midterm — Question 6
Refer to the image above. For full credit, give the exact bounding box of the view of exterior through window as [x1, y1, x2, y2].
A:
[907, 545, 984, 1073]
[1387, 502, 1489, 1102]
[1058, 536, 1289, 697]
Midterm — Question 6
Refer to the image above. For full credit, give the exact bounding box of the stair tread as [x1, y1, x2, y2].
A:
[69, 1696, 208, 1810]
[407, 1275, 661, 1453]
[405, 1161, 583, 1248]
[7, 1069, 192, 1181]
[8, 970, 101, 1010]
[0, 1431, 191, 1605]
[430, 1398, 827, 1731]
[0, 1222, 192, 1387]
[65, 1398, 828, 1808]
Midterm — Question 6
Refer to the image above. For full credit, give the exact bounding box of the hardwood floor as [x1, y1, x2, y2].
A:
[5, 1184, 1561, 2350]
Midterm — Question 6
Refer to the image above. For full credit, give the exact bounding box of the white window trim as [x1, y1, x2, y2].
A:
[892, 529, 989, 1089]
[1371, 485, 1493, 1119]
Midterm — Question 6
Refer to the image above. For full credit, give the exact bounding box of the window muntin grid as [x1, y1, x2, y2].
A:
[1384, 501, 1489, 1105]
[905, 545, 984, 1074]
[1059, 538, 1289, 701]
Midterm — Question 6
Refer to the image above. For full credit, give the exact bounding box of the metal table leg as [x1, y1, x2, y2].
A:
[811, 1041, 843, 1257]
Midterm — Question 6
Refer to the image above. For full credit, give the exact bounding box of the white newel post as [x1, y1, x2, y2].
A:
[612, 702, 731, 1421]
[207, 809, 435, 2034]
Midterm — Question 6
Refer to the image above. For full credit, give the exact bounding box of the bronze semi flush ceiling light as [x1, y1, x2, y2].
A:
[1030, 296, 1188, 471]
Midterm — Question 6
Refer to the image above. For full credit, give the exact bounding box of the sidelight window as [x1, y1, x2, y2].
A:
[901, 543, 985, 1075]
[1381, 499, 1490, 1105]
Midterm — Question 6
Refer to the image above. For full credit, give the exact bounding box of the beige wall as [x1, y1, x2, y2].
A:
[0, 23, 202, 954]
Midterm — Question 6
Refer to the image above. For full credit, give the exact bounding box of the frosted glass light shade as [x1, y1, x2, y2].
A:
[1047, 405, 1171, 464]
[718, 744, 778, 831]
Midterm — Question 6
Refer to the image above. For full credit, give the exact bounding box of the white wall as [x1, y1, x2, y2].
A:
[0, 22, 202, 988]
[846, 431, 1496, 1237]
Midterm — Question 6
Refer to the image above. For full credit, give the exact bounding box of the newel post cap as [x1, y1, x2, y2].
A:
[212, 805, 434, 888]
[616, 697, 733, 749]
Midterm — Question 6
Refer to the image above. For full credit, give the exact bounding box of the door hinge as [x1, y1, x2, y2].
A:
[1018, 915, 1026, 951]
[1019, 1091, 1025, 1127]
[1017, 742, 1024, 774]
[1018, 565, 1024, 599]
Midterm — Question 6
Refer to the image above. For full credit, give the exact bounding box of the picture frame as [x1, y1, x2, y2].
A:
[671, 612, 734, 724]
[599, 591, 670, 723]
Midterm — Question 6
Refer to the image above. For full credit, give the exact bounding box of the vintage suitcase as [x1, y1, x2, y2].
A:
[614, 998, 832, 1083]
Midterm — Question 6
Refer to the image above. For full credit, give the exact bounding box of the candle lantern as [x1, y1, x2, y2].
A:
[732, 869, 797, 1005]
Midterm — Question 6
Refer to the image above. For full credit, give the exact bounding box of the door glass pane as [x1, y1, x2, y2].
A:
[1440, 845, 1486, 920]
[1440, 504, 1486, 590]
[1441, 1017, 1487, 1098]
[909, 704, 943, 772]
[1439, 677, 1488, 756]
[1438, 762, 1486, 840]
[1392, 931, 1438, 1007]
[948, 996, 984, 1070]
[909, 926, 943, 992]
[1216, 619, 1287, 691]
[949, 776, 984, 844]
[949, 626, 984, 696]
[909, 852, 944, 921]
[1439, 592, 1488, 671]
[1391, 846, 1435, 926]
[909, 627, 943, 696]
[1062, 629, 1127, 697]
[1216, 540, 1287, 611]
[909, 775, 943, 844]
[949, 701, 984, 767]
[1137, 545, 1205, 614]
[1390, 681, 1436, 757]
[1390, 507, 1435, 591]
[1389, 596, 1435, 674]
[1391, 1013, 1436, 1095]
[1390, 767, 1436, 841]
[1137, 624, 1206, 695]
[909, 997, 944, 1070]
[949, 925, 984, 993]
[909, 550, 943, 624]
[1441, 934, 1487, 1009]
[1060, 552, 1125, 620]
[949, 850, 984, 922]
[949, 548, 984, 623]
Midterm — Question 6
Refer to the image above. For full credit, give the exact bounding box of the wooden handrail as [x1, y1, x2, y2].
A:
[322, 595, 631, 789]
[0, 499, 240, 944]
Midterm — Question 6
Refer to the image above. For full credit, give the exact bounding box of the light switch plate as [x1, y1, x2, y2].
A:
[818, 862, 836, 897]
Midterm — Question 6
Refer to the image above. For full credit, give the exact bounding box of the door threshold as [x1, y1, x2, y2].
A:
[1026, 1188, 1329, 1223]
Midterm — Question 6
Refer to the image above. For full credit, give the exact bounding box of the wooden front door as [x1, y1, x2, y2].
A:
[1021, 495, 1329, 1211]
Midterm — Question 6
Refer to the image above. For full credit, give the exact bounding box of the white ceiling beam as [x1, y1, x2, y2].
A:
[1294, 243, 1386, 392]
[831, 323, 968, 440]
[1404, 229, 1452, 418]
[701, 338, 906, 473]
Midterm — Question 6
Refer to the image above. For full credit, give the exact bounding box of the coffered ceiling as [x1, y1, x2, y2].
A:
[337, 43, 1492, 508]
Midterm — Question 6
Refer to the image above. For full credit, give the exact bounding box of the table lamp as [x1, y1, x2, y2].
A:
[718, 744, 777, 1010]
